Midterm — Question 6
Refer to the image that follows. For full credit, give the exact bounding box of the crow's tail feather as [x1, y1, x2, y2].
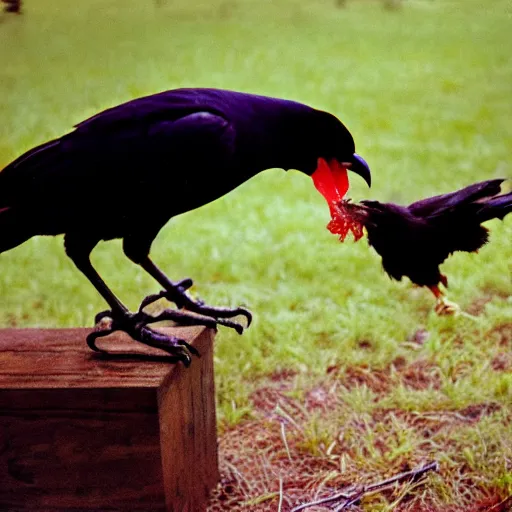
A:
[476, 192, 512, 223]
[408, 179, 505, 217]
[1, 138, 61, 176]
[0, 138, 62, 194]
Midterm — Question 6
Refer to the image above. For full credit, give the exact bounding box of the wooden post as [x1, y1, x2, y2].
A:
[0, 326, 219, 511]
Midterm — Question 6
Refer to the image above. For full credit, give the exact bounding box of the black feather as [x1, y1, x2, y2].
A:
[0, 88, 360, 252]
[360, 180, 512, 288]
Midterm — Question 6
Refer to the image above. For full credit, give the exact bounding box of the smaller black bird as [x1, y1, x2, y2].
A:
[349, 179, 511, 315]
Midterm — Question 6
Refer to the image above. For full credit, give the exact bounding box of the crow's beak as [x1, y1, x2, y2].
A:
[341, 153, 371, 188]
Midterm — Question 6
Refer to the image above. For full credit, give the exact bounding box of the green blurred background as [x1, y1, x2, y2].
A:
[1, 1, 511, 508]
[1, 0, 511, 432]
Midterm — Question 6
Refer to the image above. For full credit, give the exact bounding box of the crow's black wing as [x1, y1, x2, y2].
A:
[474, 191, 512, 222]
[0, 110, 235, 210]
[0, 88, 227, 188]
[408, 179, 505, 218]
[408, 179, 511, 256]
[73, 89, 223, 134]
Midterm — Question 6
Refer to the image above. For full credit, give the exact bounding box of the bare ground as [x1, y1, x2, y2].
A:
[207, 342, 512, 512]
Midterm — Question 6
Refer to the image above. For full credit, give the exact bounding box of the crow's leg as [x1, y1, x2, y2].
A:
[140, 257, 252, 325]
[122, 234, 252, 332]
[64, 234, 198, 364]
[428, 284, 461, 316]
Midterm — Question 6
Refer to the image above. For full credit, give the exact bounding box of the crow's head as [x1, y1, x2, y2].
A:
[293, 109, 371, 208]
[232, 93, 371, 202]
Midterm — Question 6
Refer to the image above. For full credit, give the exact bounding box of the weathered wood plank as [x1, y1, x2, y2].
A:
[0, 326, 218, 511]
[158, 330, 219, 512]
[0, 326, 205, 388]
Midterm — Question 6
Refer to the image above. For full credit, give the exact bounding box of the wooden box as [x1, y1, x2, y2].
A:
[0, 326, 219, 511]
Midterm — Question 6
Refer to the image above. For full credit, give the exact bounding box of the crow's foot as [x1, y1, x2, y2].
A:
[434, 296, 461, 316]
[87, 310, 200, 366]
[138, 280, 252, 334]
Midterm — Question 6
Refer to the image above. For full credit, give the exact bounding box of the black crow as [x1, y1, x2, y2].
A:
[337, 179, 511, 315]
[0, 88, 371, 363]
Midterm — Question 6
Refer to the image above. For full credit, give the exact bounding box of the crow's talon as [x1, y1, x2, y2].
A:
[138, 291, 166, 312]
[139, 279, 194, 312]
[175, 278, 194, 292]
[87, 327, 115, 353]
[94, 309, 115, 324]
[216, 317, 245, 335]
[236, 307, 252, 328]
[139, 327, 194, 365]
[87, 309, 197, 365]
[176, 339, 200, 357]
[142, 307, 246, 336]
[138, 284, 253, 332]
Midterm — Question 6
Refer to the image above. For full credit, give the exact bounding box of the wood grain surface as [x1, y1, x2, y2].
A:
[0, 326, 218, 511]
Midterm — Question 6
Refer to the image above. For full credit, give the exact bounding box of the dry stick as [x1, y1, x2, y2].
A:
[281, 421, 293, 462]
[292, 489, 354, 512]
[278, 476, 285, 512]
[333, 488, 365, 512]
[291, 461, 439, 512]
[485, 495, 512, 512]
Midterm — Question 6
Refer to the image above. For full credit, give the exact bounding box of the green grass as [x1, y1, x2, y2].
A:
[1, 0, 511, 509]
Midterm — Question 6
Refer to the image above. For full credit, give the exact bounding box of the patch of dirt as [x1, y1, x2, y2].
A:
[466, 295, 494, 316]
[304, 385, 340, 411]
[466, 290, 510, 317]
[342, 364, 392, 393]
[357, 338, 373, 350]
[407, 328, 430, 345]
[208, 406, 510, 512]
[488, 323, 512, 347]
[208, 419, 338, 511]
[491, 352, 512, 372]
[269, 368, 299, 382]
[250, 383, 298, 419]
[398, 494, 512, 512]
[208, 368, 508, 511]
[447, 360, 474, 383]
[459, 402, 502, 421]
[400, 359, 443, 390]
[209, 315, 511, 511]
[332, 358, 443, 394]
[371, 402, 504, 444]
[250, 378, 340, 420]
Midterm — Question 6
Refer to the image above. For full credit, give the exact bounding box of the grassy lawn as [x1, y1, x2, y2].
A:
[1, 0, 511, 509]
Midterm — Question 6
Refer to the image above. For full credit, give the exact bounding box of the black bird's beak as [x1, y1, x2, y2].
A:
[343, 153, 372, 188]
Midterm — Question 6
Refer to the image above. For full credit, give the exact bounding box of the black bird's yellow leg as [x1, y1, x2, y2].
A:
[428, 284, 460, 316]
[64, 234, 198, 365]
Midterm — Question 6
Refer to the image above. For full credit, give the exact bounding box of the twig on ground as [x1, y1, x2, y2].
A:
[484, 495, 512, 512]
[281, 421, 293, 462]
[291, 461, 439, 511]
[278, 476, 284, 512]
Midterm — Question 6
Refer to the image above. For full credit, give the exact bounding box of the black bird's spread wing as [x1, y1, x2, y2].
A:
[0, 108, 235, 211]
[73, 89, 224, 133]
[407, 179, 505, 218]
